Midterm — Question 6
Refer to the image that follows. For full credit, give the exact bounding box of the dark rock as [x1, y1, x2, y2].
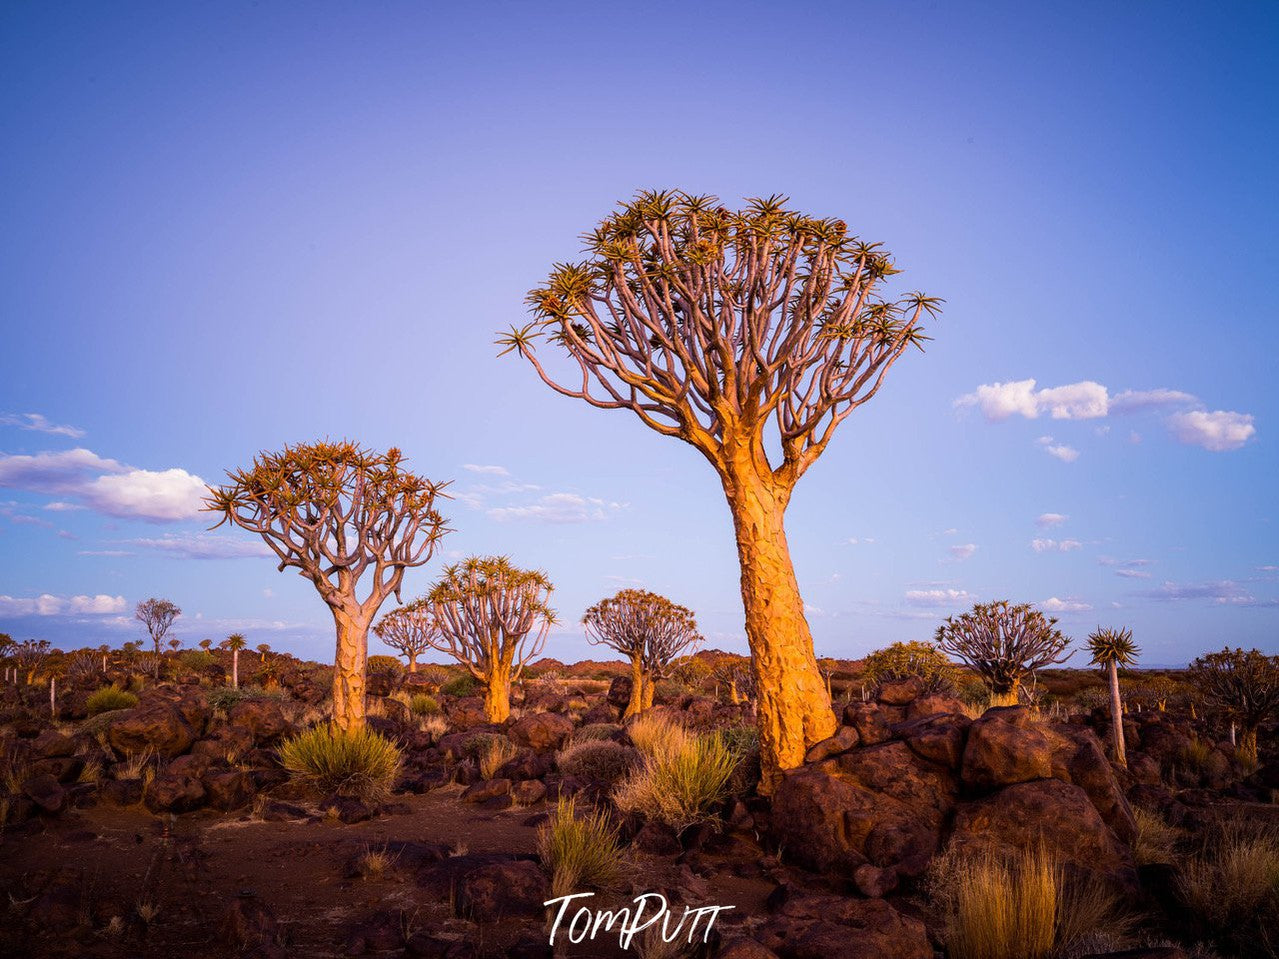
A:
[31, 755, 85, 784]
[222, 895, 282, 951]
[343, 909, 404, 953]
[446, 697, 489, 728]
[717, 938, 781, 959]
[22, 772, 67, 813]
[875, 678, 926, 706]
[803, 725, 860, 763]
[456, 858, 548, 921]
[511, 779, 547, 805]
[508, 712, 574, 752]
[259, 799, 309, 821]
[893, 712, 970, 770]
[1078, 950, 1188, 959]
[607, 675, 634, 714]
[961, 708, 1055, 789]
[461, 778, 511, 803]
[841, 702, 895, 745]
[405, 933, 479, 958]
[322, 795, 375, 823]
[144, 772, 206, 813]
[757, 896, 931, 959]
[32, 728, 75, 758]
[100, 778, 144, 806]
[203, 770, 256, 811]
[853, 863, 898, 897]
[107, 704, 198, 758]
[634, 820, 682, 856]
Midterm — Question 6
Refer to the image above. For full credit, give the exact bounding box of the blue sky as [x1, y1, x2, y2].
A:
[1, 1, 1275, 667]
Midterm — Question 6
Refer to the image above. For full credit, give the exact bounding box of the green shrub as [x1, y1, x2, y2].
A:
[613, 722, 736, 833]
[538, 796, 624, 898]
[278, 726, 402, 804]
[862, 640, 960, 693]
[86, 686, 138, 715]
[1177, 825, 1279, 955]
[178, 649, 216, 671]
[557, 740, 637, 787]
[208, 687, 252, 710]
[441, 674, 478, 697]
[574, 722, 622, 742]
[367, 654, 403, 676]
[408, 694, 440, 716]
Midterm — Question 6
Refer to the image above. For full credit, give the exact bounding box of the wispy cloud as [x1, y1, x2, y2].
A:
[461, 464, 510, 476]
[1035, 513, 1068, 528]
[1040, 596, 1092, 613]
[905, 588, 975, 608]
[1137, 579, 1276, 606]
[1037, 437, 1080, 462]
[1031, 538, 1082, 553]
[0, 412, 86, 439]
[948, 543, 977, 560]
[0, 593, 126, 616]
[955, 379, 1109, 421]
[488, 492, 625, 524]
[125, 533, 273, 560]
[1167, 410, 1256, 452]
[0, 447, 206, 522]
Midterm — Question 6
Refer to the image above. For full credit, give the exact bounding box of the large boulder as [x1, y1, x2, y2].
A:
[228, 698, 291, 744]
[144, 771, 206, 813]
[961, 707, 1055, 789]
[508, 712, 573, 752]
[948, 778, 1136, 884]
[757, 895, 931, 959]
[107, 704, 199, 758]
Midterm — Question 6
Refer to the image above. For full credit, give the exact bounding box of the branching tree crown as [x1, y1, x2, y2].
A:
[136, 598, 181, 654]
[374, 598, 438, 672]
[583, 589, 701, 715]
[1188, 647, 1279, 761]
[861, 640, 960, 694]
[426, 556, 554, 722]
[935, 601, 1072, 702]
[499, 190, 941, 481]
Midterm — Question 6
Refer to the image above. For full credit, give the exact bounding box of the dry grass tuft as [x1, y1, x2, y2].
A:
[1133, 807, 1181, 866]
[278, 725, 402, 804]
[477, 736, 517, 779]
[614, 719, 736, 834]
[1177, 824, 1279, 952]
[537, 796, 624, 898]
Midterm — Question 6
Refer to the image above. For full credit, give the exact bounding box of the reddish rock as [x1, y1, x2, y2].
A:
[841, 702, 896, 745]
[961, 708, 1055, 789]
[803, 725, 860, 763]
[905, 692, 969, 720]
[455, 859, 548, 920]
[203, 769, 256, 811]
[32, 728, 75, 758]
[22, 772, 67, 813]
[717, 939, 780, 959]
[511, 779, 546, 805]
[144, 772, 206, 813]
[875, 678, 926, 706]
[758, 896, 931, 959]
[228, 699, 291, 744]
[446, 697, 489, 728]
[508, 712, 573, 752]
[461, 778, 511, 803]
[948, 778, 1136, 883]
[893, 712, 970, 770]
[107, 704, 198, 758]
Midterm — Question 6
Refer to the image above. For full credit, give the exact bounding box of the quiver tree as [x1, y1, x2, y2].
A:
[426, 556, 554, 723]
[222, 633, 247, 689]
[1188, 647, 1279, 765]
[499, 190, 941, 788]
[583, 589, 701, 718]
[1086, 627, 1139, 767]
[935, 601, 1072, 706]
[135, 598, 181, 678]
[374, 598, 437, 673]
[206, 440, 449, 732]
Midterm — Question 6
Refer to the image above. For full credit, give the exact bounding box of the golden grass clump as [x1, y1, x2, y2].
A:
[614, 715, 736, 834]
[1133, 807, 1181, 866]
[408, 693, 441, 716]
[86, 685, 139, 715]
[475, 735, 517, 779]
[537, 796, 624, 898]
[1177, 824, 1279, 950]
[556, 739, 636, 787]
[278, 725, 402, 804]
[929, 844, 1131, 959]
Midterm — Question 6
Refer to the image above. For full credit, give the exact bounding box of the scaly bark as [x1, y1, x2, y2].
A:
[625, 655, 644, 718]
[484, 661, 512, 723]
[723, 460, 836, 792]
[1108, 660, 1127, 767]
[332, 607, 370, 733]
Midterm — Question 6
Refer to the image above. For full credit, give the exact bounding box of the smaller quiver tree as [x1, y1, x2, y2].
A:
[426, 556, 554, 723]
[374, 598, 437, 673]
[1188, 647, 1279, 765]
[935, 601, 1072, 706]
[1086, 626, 1139, 768]
[205, 441, 449, 732]
[583, 589, 701, 718]
[135, 598, 181, 679]
[222, 633, 247, 689]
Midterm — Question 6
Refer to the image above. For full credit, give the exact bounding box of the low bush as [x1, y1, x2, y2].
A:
[557, 739, 637, 787]
[461, 732, 516, 778]
[1133, 807, 1181, 866]
[1177, 825, 1279, 956]
[613, 723, 736, 834]
[86, 685, 139, 715]
[574, 722, 622, 742]
[625, 712, 691, 758]
[408, 694, 440, 716]
[928, 844, 1131, 959]
[278, 725, 402, 804]
[441, 674, 478, 697]
[537, 796, 624, 898]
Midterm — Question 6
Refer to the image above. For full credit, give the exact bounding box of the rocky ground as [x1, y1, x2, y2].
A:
[1, 662, 1276, 959]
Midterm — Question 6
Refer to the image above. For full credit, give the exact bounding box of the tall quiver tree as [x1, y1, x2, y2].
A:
[936, 601, 1072, 706]
[583, 589, 701, 718]
[136, 598, 181, 678]
[205, 441, 448, 732]
[223, 633, 247, 689]
[374, 599, 437, 673]
[426, 556, 554, 723]
[1087, 627, 1139, 768]
[1188, 647, 1279, 766]
[499, 191, 941, 788]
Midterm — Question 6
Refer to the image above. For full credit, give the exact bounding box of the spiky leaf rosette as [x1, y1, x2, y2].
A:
[498, 190, 942, 482]
[1086, 627, 1139, 668]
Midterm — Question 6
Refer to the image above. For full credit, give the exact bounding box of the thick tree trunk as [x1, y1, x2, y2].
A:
[723, 466, 836, 792]
[232, 650, 239, 689]
[332, 607, 370, 733]
[484, 664, 512, 723]
[625, 655, 644, 718]
[1108, 660, 1127, 767]
[1240, 727, 1257, 765]
[641, 673, 655, 710]
[407, 653, 418, 673]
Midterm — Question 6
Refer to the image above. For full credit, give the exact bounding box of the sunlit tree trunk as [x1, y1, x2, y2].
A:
[232, 649, 240, 689]
[723, 460, 836, 791]
[332, 607, 370, 733]
[1240, 727, 1257, 765]
[1107, 659, 1127, 767]
[625, 655, 644, 718]
[484, 661, 512, 723]
[641, 675, 655, 710]
[407, 652, 418, 673]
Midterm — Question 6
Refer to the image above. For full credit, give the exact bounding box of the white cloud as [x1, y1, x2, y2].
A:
[0, 412, 86, 439]
[1139, 580, 1255, 604]
[78, 549, 134, 557]
[1030, 538, 1082, 553]
[846, 537, 876, 545]
[1114, 568, 1152, 579]
[955, 379, 1109, 421]
[0, 447, 206, 522]
[0, 593, 127, 616]
[949, 543, 977, 560]
[1036, 513, 1068, 528]
[126, 533, 273, 559]
[1041, 596, 1092, 613]
[905, 588, 975, 608]
[488, 492, 624, 524]
[1167, 410, 1256, 452]
[462, 464, 510, 476]
[43, 501, 84, 512]
[1037, 437, 1080, 462]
